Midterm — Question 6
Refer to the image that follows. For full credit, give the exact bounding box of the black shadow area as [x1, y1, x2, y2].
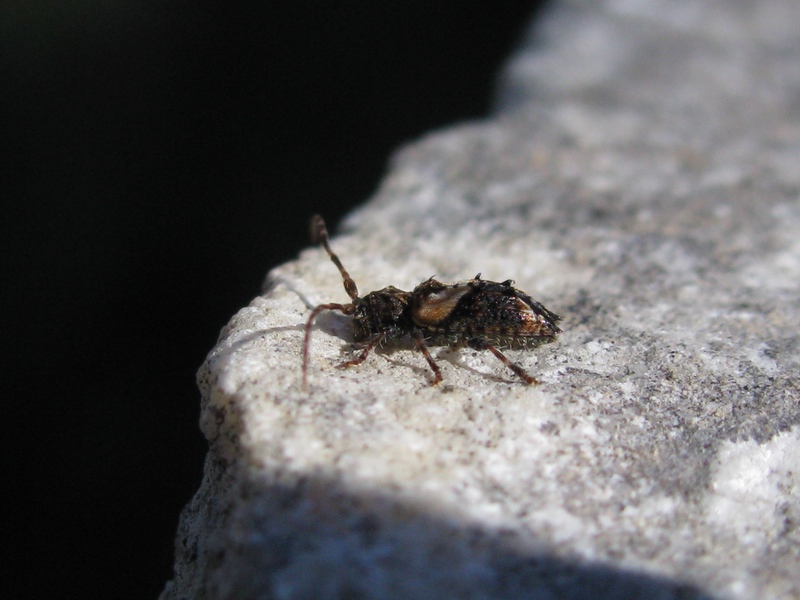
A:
[2, 2, 549, 598]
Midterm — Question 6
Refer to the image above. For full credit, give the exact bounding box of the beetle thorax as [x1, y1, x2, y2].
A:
[352, 287, 412, 342]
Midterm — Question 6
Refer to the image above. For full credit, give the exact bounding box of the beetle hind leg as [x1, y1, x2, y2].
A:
[469, 339, 538, 385]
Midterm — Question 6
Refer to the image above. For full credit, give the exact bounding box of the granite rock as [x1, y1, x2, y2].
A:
[162, 1, 800, 598]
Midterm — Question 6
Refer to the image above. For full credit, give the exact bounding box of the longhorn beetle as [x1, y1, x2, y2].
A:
[302, 215, 561, 388]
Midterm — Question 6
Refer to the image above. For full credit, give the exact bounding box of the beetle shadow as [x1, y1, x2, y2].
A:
[310, 309, 354, 342]
[437, 347, 519, 384]
[263, 274, 318, 311]
[217, 312, 535, 388]
[374, 346, 514, 385]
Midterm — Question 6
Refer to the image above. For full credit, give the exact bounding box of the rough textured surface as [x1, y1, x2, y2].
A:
[162, 1, 800, 599]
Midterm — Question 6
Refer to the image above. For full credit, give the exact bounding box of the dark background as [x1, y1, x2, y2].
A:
[2, 2, 547, 597]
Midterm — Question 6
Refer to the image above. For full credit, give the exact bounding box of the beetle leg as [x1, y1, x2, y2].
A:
[469, 339, 538, 385]
[337, 331, 386, 369]
[412, 329, 443, 385]
[303, 302, 355, 388]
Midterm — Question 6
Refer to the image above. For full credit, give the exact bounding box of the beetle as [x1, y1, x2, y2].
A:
[302, 215, 561, 387]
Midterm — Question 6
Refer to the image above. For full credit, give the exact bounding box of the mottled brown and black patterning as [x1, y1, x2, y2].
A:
[302, 215, 561, 388]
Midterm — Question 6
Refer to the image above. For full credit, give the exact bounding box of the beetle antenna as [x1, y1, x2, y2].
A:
[310, 215, 359, 300]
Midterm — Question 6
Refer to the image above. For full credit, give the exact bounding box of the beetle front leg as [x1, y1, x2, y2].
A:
[336, 331, 386, 369]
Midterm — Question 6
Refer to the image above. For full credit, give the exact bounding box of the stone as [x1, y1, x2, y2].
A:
[161, 1, 800, 598]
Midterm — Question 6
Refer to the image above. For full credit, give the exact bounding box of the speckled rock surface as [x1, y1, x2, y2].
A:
[162, 1, 800, 599]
